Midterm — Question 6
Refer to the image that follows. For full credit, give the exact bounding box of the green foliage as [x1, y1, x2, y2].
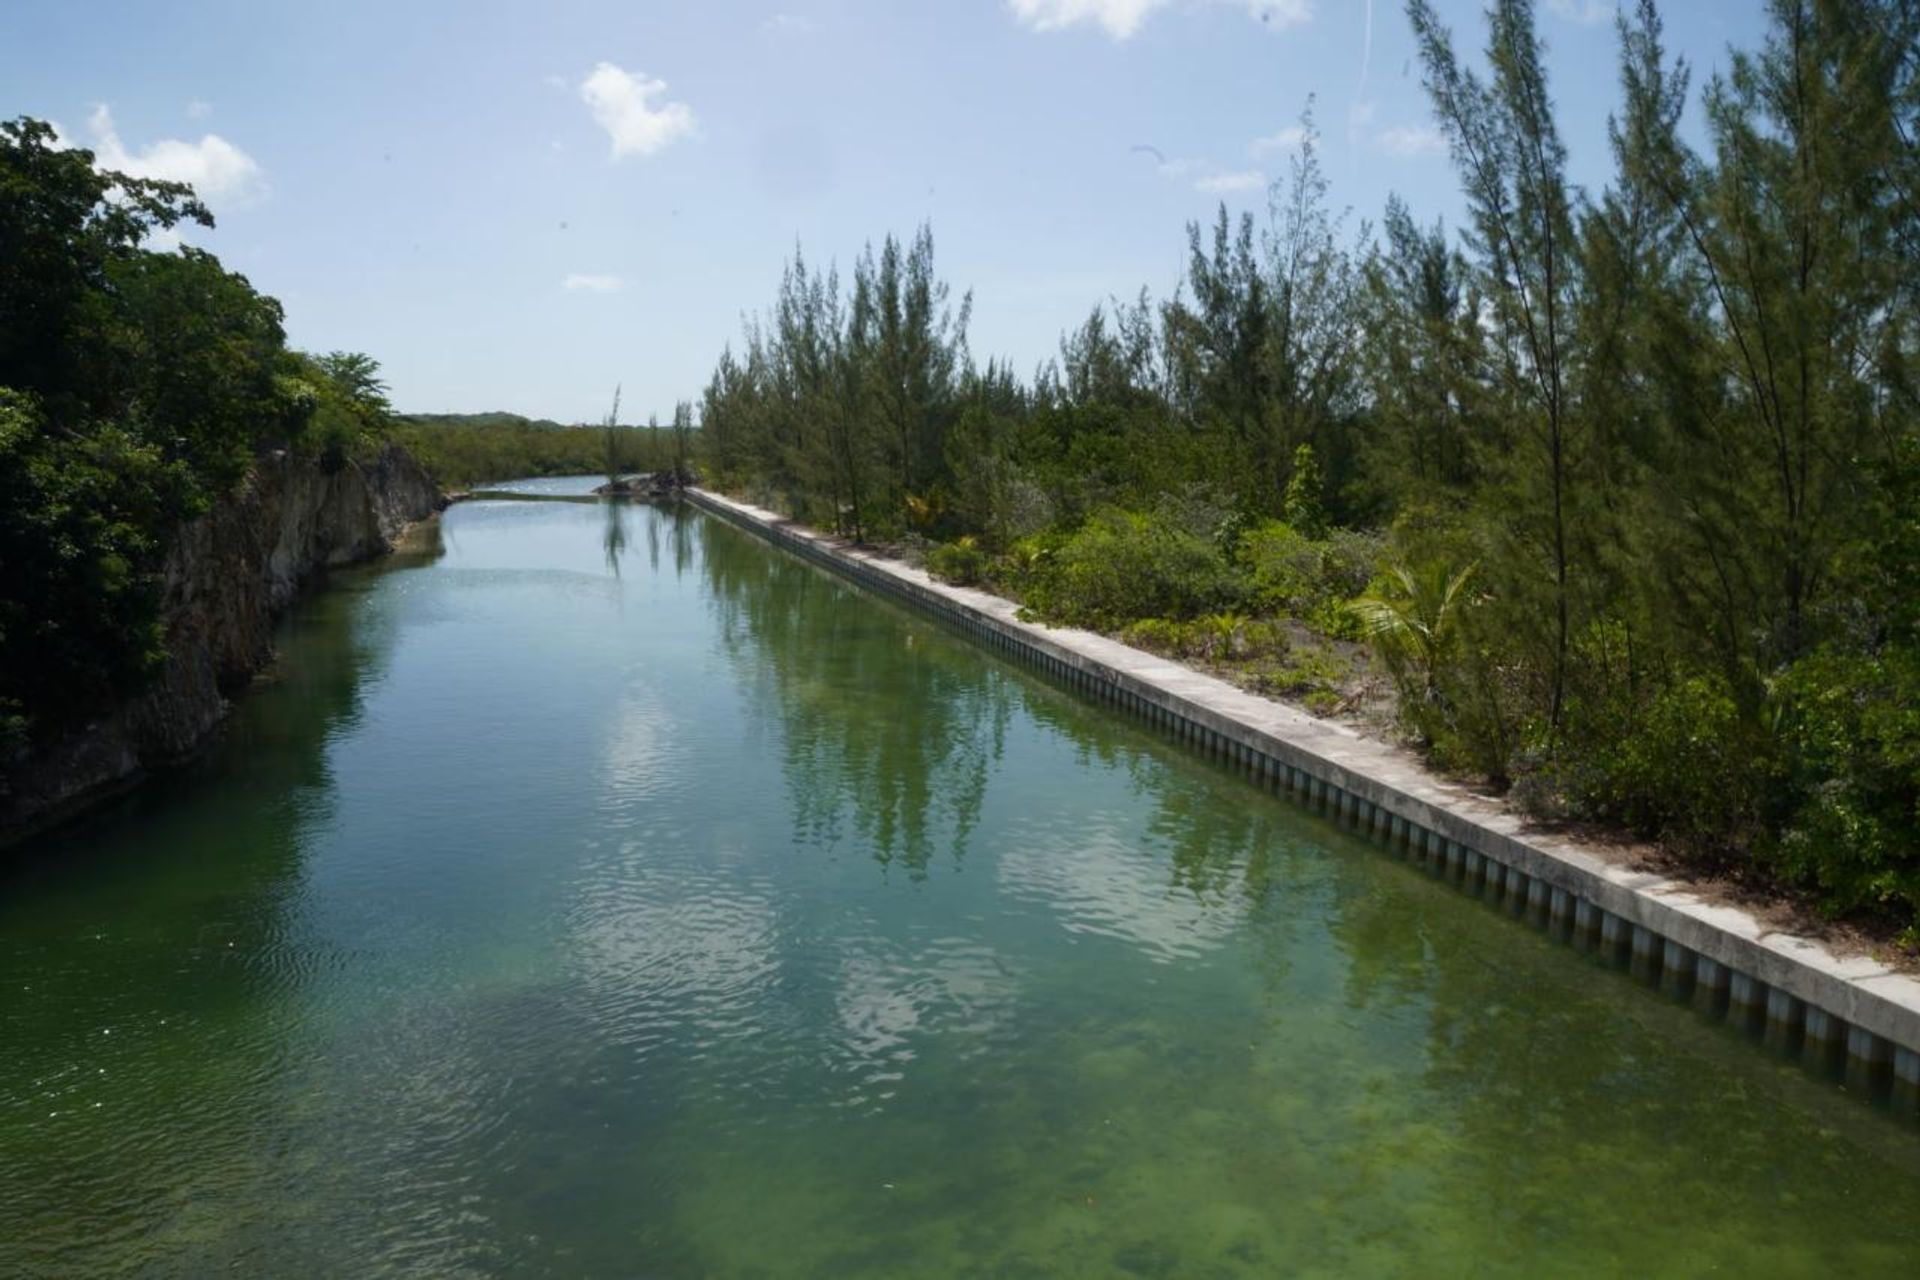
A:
[688, 0, 1920, 945]
[1018, 507, 1244, 630]
[1347, 561, 1477, 703]
[393, 412, 673, 488]
[0, 117, 210, 422]
[925, 535, 989, 586]
[1588, 673, 1773, 852]
[106, 247, 299, 486]
[697, 226, 970, 540]
[1120, 613, 1288, 664]
[1237, 520, 1382, 635]
[0, 390, 196, 748]
[1770, 647, 1920, 936]
[283, 349, 394, 473]
[2, 0, 1900, 929]
[1282, 443, 1328, 539]
[0, 116, 384, 744]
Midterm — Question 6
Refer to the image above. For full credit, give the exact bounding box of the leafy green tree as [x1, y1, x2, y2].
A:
[0, 117, 209, 424]
[1409, 0, 1583, 736]
[1259, 108, 1366, 517]
[1358, 196, 1482, 499]
[0, 116, 378, 743]
[854, 225, 971, 520]
[315, 351, 393, 420]
[0, 390, 193, 749]
[1282, 443, 1328, 539]
[670, 399, 695, 484]
[685, 0, 1920, 937]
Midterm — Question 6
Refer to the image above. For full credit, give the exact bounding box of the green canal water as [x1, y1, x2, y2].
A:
[4, 483, 1917, 1277]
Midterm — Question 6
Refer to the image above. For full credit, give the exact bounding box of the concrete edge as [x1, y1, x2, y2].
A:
[687, 487, 1920, 1111]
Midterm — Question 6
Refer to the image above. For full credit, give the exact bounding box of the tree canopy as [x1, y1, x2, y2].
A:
[694, 0, 1920, 940]
[0, 117, 391, 751]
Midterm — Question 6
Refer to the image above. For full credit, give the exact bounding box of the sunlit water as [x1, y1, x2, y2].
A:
[4, 484, 1917, 1277]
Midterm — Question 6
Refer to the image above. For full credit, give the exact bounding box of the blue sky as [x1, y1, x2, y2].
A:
[7, 1, 1770, 422]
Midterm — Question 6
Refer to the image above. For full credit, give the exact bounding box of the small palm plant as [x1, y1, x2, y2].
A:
[1346, 560, 1478, 725]
[903, 490, 948, 533]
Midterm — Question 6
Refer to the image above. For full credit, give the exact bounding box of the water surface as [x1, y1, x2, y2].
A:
[4, 485, 1916, 1276]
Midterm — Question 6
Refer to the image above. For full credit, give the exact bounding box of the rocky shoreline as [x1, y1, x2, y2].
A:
[0, 443, 446, 843]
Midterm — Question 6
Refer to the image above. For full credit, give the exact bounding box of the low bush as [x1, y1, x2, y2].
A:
[1237, 520, 1383, 636]
[1018, 507, 1244, 629]
[1770, 649, 1920, 938]
[1584, 672, 1773, 851]
[925, 535, 991, 586]
[1119, 614, 1288, 664]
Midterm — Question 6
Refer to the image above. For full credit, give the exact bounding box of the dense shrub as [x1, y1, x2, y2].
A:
[1119, 614, 1288, 664]
[1239, 520, 1383, 635]
[0, 118, 401, 744]
[1018, 507, 1244, 629]
[394, 414, 673, 488]
[1771, 650, 1920, 937]
[1584, 673, 1773, 851]
[925, 535, 990, 586]
[0, 391, 196, 749]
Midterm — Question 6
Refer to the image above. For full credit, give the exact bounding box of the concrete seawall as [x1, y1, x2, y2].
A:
[688, 487, 1920, 1119]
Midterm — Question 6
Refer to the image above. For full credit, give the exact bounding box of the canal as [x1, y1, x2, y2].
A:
[3, 484, 1916, 1276]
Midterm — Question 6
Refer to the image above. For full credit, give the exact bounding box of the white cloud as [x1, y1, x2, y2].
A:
[1140, 151, 1269, 196]
[579, 62, 697, 160]
[1249, 124, 1308, 157]
[85, 105, 265, 206]
[1375, 124, 1446, 157]
[760, 12, 815, 34]
[1347, 98, 1377, 142]
[1195, 169, 1267, 194]
[1009, 0, 1159, 37]
[1547, 0, 1614, 24]
[185, 99, 212, 121]
[563, 273, 624, 293]
[1008, 0, 1309, 40]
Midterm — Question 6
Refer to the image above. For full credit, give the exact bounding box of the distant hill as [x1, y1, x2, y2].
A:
[391, 411, 668, 488]
[397, 411, 579, 432]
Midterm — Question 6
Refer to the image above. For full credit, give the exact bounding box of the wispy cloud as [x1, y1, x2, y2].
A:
[1194, 169, 1267, 194]
[760, 13, 815, 34]
[1008, 0, 1310, 41]
[84, 104, 265, 206]
[1249, 124, 1308, 157]
[563, 273, 625, 293]
[1546, 0, 1614, 25]
[185, 99, 212, 121]
[579, 62, 696, 160]
[1136, 147, 1269, 196]
[1375, 124, 1446, 157]
[1346, 98, 1377, 143]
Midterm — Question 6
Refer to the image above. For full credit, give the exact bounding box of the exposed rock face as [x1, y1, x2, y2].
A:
[0, 443, 445, 839]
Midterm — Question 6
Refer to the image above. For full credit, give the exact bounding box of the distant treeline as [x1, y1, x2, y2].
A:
[392, 412, 674, 489]
[695, 0, 1920, 939]
[0, 118, 396, 753]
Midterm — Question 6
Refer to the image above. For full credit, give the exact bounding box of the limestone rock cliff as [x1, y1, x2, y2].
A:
[0, 443, 445, 838]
